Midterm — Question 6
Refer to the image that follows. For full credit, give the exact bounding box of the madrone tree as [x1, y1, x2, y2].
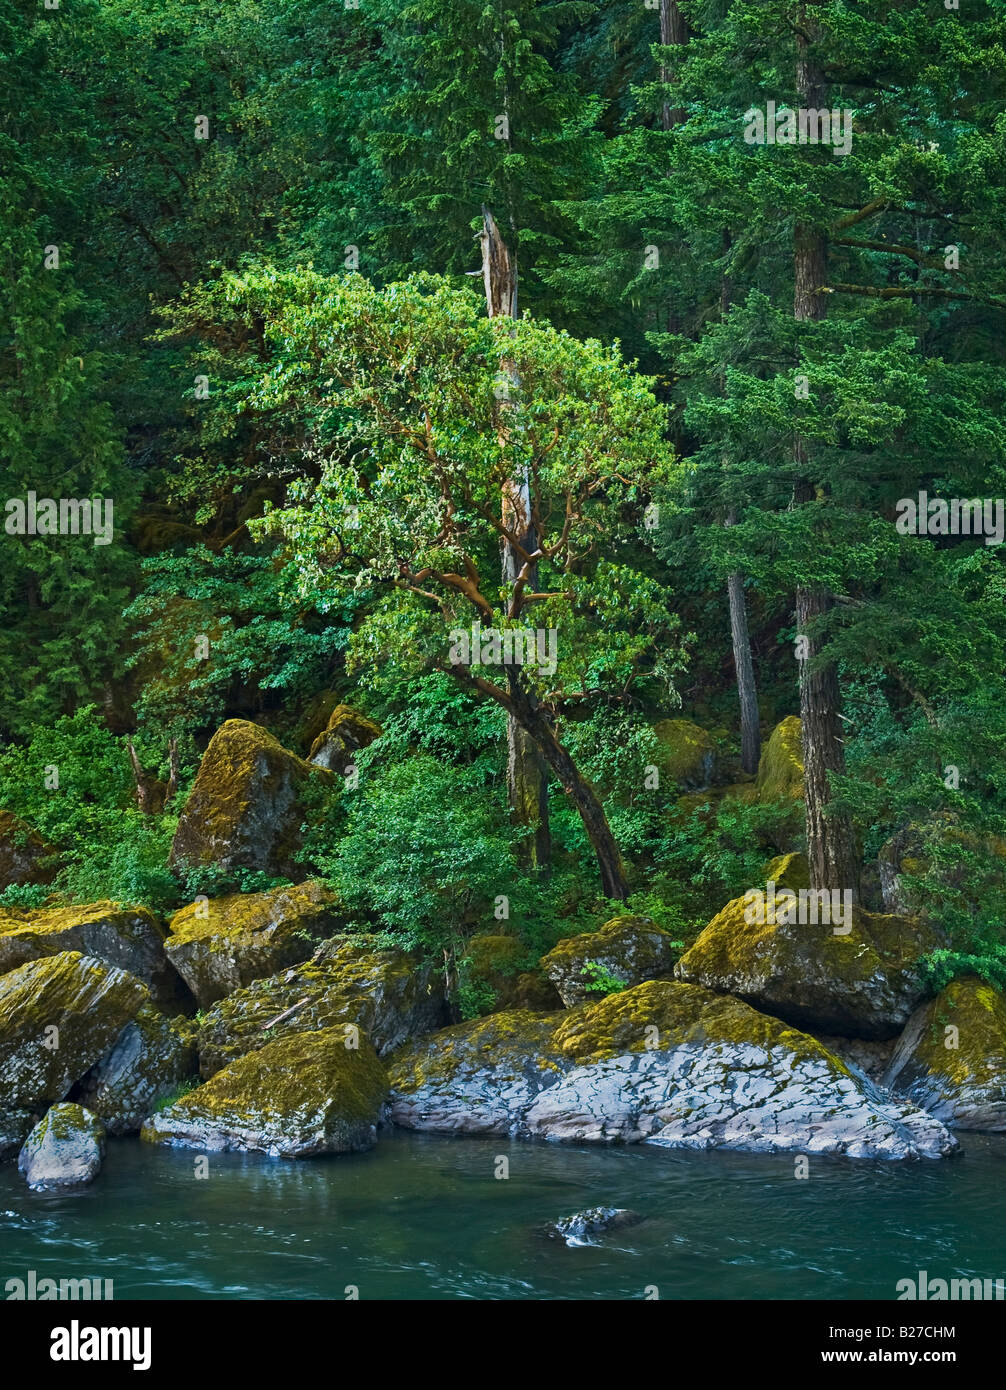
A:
[168, 268, 684, 900]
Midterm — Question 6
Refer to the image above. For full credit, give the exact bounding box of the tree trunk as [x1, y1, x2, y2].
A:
[509, 685, 628, 901]
[480, 206, 551, 871]
[659, 0, 688, 131]
[726, 562, 760, 775]
[793, 10, 860, 898]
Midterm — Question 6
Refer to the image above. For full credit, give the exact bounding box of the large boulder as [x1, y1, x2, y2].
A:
[142, 1028, 389, 1158]
[0, 902, 186, 1013]
[169, 719, 333, 880]
[883, 977, 1006, 1130]
[540, 916, 679, 1008]
[308, 704, 381, 772]
[650, 719, 716, 789]
[164, 880, 345, 1008]
[0, 953, 147, 1109]
[674, 891, 943, 1039]
[388, 981, 955, 1159]
[197, 935, 446, 1076]
[755, 716, 804, 801]
[18, 1104, 105, 1191]
[78, 1004, 199, 1135]
[0, 811, 57, 890]
[388, 1011, 566, 1136]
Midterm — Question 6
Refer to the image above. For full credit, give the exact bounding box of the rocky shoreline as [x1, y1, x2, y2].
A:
[2, 714, 1004, 1191]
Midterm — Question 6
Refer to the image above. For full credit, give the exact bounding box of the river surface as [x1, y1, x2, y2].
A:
[2, 1131, 1004, 1300]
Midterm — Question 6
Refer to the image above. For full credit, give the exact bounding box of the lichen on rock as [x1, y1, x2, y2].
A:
[165, 879, 346, 1007]
[141, 1027, 389, 1158]
[0, 901, 187, 1013]
[0, 952, 147, 1110]
[18, 1103, 105, 1191]
[883, 977, 1006, 1130]
[675, 891, 943, 1039]
[197, 934, 445, 1075]
[78, 1004, 199, 1135]
[540, 915, 679, 1007]
[169, 719, 333, 880]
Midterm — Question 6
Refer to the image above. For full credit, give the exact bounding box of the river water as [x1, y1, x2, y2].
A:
[2, 1131, 1004, 1300]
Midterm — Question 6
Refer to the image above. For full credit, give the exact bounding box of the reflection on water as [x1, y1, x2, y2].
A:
[1, 1130, 1004, 1300]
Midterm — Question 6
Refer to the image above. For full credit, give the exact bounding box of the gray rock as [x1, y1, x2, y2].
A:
[0, 952, 147, 1110]
[547, 1207, 643, 1246]
[0, 901, 187, 1013]
[198, 935, 445, 1077]
[883, 977, 1006, 1130]
[165, 880, 345, 1008]
[18, 1104, 105, 1191]
[79, 1004, 199, 1135]
[389, 981, 958, 1160]
[540, 915, 678, 1008]
[169, 719, 333, 880]
[142, 1027, 389, 1159]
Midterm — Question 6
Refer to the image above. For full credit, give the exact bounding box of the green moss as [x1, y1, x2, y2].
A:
[755, 716, 804, 802]
[763, 852, 810, 892]
[651, 718, 715, 786]
[912, 977, 1006, 1088]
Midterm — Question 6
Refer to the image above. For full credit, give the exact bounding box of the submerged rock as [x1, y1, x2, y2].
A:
[165, 880, 345, 1008]
[0, 952, 147, 1109]
[197, 935, 445, 1076]
[541, 916, 679, 1008]
[78, 1004, 199, 1135]
[883, 977, 1006, 1130]
[308, 704, 381, 772]
[674, 893, 942, 1039]
[0, 901, 186, 1013]
[18, 1104, 105, 1191]
[546, 1207, 644, 1246]
[169, 719, 333, 880]
[142, 1027, 389, 1158]
[389, 980, 957, 1159]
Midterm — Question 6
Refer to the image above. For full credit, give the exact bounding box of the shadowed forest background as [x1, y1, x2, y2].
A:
[3, 0, 1006, 1016]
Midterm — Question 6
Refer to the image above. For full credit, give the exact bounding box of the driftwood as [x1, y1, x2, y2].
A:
[260, 996, 311, 1033]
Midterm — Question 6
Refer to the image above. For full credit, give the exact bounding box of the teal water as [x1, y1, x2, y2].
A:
[1, 1131, 1004, 1300]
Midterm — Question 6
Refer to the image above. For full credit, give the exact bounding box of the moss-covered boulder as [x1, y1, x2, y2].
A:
[141, 1028, 389, 1158]
[165, 880, 345, 1008]
[0, 902, 187, 1013]
[763, 852, 810, 892]
[18, 1104, 105, 1191]
[540, 915, 679, 1007]
[883, 977, 1006, 1130]
[196, 935, 446, 1076]
[78, 1004, 199, 1135]
[650, 719, 716, 789]
[0, 811, 57, 890]
[169, 719, 333, 880]
[389, 1011, 567, 1135]
[462, 934, 561, 1012]
[308, 704, 381, 772]
[0, 1108, 36, 1160]
[388, 981, 956, 1158]
[0, 953, 147, 1109]
[675, 892, 943, 1039]
[755, 716, 804, 801]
